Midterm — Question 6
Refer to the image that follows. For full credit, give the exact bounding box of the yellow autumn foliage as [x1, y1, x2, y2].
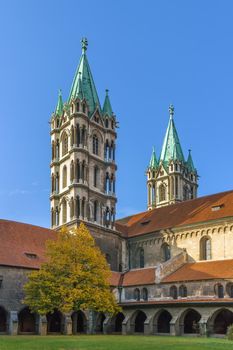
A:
[23, 223, 120, 315]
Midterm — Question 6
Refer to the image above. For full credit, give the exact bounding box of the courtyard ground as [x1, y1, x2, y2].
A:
[0, 335, 232, 350]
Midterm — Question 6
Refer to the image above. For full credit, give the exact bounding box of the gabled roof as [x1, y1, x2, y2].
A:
[102, 89, 113, 116]
[68, 38, 101, 114]
[162, 259, 233, 283]
[0, 220, 56, 269]
[55, 90, 63, 117]
[116, 190, 233, 238]
[160, 105, 185, 165]
[148, 147, 158, 169]
[186, 149, 196, 173]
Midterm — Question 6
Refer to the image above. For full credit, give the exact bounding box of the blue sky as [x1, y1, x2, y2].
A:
[1, 0, 233, 227]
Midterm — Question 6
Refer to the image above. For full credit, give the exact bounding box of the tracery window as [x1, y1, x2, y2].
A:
[93, 135, 99, 155]
[139, 248, 144, 268]
[159, 184, 166, 202]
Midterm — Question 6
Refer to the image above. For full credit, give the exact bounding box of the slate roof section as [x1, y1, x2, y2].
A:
[116, 190, 233, 238]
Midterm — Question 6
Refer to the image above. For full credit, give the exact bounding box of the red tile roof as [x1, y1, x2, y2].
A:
[116, 190, 233, 237]
[162, 259, 233, 283]
[122, 268, 155, 286]
[0, 219, 56, 269]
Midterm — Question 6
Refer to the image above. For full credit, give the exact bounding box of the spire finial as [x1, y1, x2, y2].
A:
[81, 37, 88, 53]
[169, 104, 174, 119]
[105, 89, 109, 95]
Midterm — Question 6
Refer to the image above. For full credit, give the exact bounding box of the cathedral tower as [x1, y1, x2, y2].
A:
[147, 105, 198, 209]
[50, 39, 120, 270]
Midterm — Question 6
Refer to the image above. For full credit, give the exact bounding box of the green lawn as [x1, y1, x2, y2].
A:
[0, 335, 232, 350]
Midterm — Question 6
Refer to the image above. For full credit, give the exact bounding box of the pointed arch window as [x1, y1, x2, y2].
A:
[200, 236, 211, 260]
[93, 135, 99, 155]
[159, 184, 166, 202]
[55, 206, 59, 226]
[62, 132, 68, 156]
[62, 166, 67, 188]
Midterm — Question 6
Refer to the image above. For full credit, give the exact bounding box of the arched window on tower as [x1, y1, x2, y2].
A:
[94, 200, 98, 222]
[105, 118, 109, 128]
[71, 126, 74, 147]
[70, 197, 74, 219]
[56, 139, 59, 159]
[62, 199, 67, 224]
[62, 165, 67, 188]
[55, 206, 59, 226]
[200, 236, 211, 260]
[183, 185, 189, 200]
[77, 124, 81, 146]
[93, 135, 99, 155]
[76, 196, 80, 218]
[81, 126, 86, 146]
[81, 197, 86, 219]
[62, 132, 68, 156]
[105, 140, 109, 161]
[161, 243, 171, 261]
[159, 184, 166, 202]
[94, 166, 99, 187]
[70, 161, 74, 183]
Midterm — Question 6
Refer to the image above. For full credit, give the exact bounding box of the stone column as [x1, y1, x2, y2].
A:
[122, 315, 131, 335]
[87, 310, 95, 334]
[103, 316, 111, 334]
[8, 311, 18, 335]
[37, 315, 47, 335]
[144, 316, 153, 335]
[63, 313, 72, 335]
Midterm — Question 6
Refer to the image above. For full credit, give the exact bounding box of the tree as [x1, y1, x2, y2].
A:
[23, 223, 120, 315]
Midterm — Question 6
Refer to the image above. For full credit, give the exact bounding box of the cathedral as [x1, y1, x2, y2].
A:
[0, 38, 233, 336]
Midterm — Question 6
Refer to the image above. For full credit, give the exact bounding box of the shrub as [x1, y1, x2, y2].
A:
[227, 324, 233, 340]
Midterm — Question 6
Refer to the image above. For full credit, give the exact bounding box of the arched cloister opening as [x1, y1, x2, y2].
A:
[47, 310, 63, 334]
[95, 312, 106, 333]
[72, 310, 87, 334]
[183, 309, 201, 334]
[213, 309, 233, 334]
[134, 311, 147, 333]
[113, 312, 125, 333]
[0, 307, 7, 333]
[226, 283, 233, 298]
[157, 310, 172, 333]
[18, 307, 36, 334]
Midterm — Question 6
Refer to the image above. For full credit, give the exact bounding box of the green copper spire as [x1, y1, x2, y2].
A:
[68, 38, 101, 114]
[55, 89, 63, 117]
[160, 105, 185, 165]
[102, 89, 114, 116]
[149, 147, 158, 169]
[187, 149, 196, 172]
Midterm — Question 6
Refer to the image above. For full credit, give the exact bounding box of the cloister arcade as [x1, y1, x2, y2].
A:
[0, 306, 233, 336]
